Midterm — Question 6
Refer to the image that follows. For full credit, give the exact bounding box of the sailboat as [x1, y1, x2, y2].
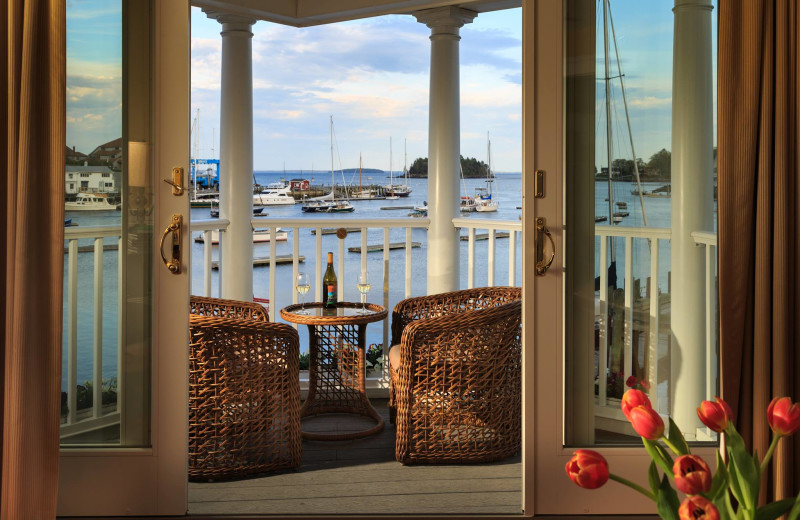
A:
[352, 154, 374, 199]
[384, 136, 411, 197]
[302, 116, 354, 213]
[385, 138, 400, 200]
[474, 132, 499, 212]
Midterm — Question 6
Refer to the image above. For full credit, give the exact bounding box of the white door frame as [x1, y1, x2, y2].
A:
[57, 1, 190, 515]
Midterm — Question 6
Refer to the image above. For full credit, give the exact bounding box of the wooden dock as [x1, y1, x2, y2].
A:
[459, 231, 510, 241]
[347, 242, 421, 253]
[188, 400, 521, 516]
[211, 255, 304, 269]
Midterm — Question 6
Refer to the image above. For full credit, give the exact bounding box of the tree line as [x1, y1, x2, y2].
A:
[407, 155, 491, 178]
[596, 148, 672, 181]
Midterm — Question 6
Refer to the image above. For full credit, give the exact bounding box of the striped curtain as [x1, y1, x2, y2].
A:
[1, 1, 65, 519]
[718, 0, 800, 503]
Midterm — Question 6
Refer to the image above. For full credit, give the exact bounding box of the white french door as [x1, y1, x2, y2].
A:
[57, 0, 190, 515]
[523, 0, 718, 515]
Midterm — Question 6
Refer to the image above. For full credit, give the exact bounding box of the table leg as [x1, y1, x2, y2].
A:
[299, 323, 385, 440]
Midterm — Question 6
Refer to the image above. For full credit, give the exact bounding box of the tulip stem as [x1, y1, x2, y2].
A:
[759, 434, 781, 474]
[609, 473, 656, 501]
[662, 436, 682, 456]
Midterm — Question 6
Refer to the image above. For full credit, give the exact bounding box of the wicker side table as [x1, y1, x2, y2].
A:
[280, 302, 388, 441]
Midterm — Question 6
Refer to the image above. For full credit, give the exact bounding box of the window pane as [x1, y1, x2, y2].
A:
[564, 0, 718, 446]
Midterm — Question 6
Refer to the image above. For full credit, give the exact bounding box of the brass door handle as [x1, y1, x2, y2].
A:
[159, 214, 182, 274]
[535, 217, 555, 275]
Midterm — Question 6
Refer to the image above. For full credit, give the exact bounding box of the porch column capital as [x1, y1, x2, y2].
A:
[413, 7, 476, 37]
[202, 9, 256, 32]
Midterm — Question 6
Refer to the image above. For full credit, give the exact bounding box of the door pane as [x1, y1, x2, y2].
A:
[564, 0, 718, 446]
[61, 0, 152, 447]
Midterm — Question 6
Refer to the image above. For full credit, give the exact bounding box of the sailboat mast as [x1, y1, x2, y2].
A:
[603, 0, 616, 261]
[192, 108, 199, 201]
[390, 136, 393, 187]
[330, 115, 335, 201]
[608, 5, 648, 227]
[404, 138, 408, 187]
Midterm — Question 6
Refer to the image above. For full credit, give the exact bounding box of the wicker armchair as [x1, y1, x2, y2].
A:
[389, 286, 522, 464]
[188, 301, 300, 480]
[190, 294, 269, 321]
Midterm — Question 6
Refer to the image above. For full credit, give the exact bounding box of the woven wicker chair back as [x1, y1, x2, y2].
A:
[188, 314, 301, 480]
[390, 287, 522, 464]
[190, 294, 269, 321]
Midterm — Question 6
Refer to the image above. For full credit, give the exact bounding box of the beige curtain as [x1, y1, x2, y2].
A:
[718, 0, 800, 503]
[1, 1, 65, 518]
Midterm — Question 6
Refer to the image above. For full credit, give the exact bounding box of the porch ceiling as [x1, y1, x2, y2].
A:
[191, 0, 521, 27]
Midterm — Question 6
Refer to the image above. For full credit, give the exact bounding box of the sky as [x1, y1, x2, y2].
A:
[65, 0, 716, 174]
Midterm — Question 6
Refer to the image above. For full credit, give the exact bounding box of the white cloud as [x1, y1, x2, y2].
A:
[629, 96, 671, 108]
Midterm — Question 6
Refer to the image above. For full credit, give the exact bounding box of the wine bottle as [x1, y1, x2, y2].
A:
[322, 252, 337, 308]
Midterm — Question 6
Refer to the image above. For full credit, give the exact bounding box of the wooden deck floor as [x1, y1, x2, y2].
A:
[188, 399, 523, 516]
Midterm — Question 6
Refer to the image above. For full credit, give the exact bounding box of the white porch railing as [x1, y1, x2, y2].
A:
[594, 226, 718, 429]
[61, 226, 122, 439]
[61, 218, 717, 438]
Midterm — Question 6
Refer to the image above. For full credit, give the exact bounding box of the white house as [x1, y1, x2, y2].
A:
[64, 164, 118, 195]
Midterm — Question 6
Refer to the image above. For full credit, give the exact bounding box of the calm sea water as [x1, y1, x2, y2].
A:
[64, 170, 695, 388]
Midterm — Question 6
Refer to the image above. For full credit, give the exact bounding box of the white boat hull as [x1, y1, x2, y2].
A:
[475, 202, 499, 212]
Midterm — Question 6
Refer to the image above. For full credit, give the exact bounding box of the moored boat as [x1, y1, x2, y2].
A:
[65, 193, 120, 211]
[194, 228, 288, 244]
[254, 184, 296, 206]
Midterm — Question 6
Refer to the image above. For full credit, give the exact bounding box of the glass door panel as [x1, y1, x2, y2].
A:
[563, 0, 718, 447]
[60, 0, 153, 449]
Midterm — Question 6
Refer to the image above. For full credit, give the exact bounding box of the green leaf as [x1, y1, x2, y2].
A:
[712, 491, 734, 520]
[708, 450, 729, 500]
[648, 460, 660, 496]
[726, 428, 760, 511]
[755, 498, 796, 520]
[787, 492, 800, 520]
[644, 438, 673, 474]
[655, 474, 681, 520]
[668, 417, 690, 455]
[727, 455, 744, 505]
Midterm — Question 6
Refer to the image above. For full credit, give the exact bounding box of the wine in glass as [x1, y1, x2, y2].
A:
[295, 272, 311, 314]
[356, 272, 371, 314]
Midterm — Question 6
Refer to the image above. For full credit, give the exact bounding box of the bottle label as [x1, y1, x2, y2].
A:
[326, 284, 337, 304]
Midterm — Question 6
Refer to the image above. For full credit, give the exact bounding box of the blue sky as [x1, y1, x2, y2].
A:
[66, 1, 716, 173]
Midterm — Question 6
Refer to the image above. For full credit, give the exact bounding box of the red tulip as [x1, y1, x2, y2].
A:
[679, 495, 719, 520]
[621, 389, 652, 420]
[626, 376, 638, 388]
[767, 397, 800, 436]
[629, 405, 665, 440]
[565, 450, 609, 489]
[673, 455, 712, 495]
[696, 397, 734, 433]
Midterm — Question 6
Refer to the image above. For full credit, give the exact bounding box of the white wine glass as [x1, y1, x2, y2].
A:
[356, 272, 371, 314]
[295, 272, 311, 314]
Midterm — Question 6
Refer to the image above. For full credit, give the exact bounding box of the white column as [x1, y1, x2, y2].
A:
[414, 7, 476, 295]
[204, 11, 256, 301]
[670, 0, 714, 438]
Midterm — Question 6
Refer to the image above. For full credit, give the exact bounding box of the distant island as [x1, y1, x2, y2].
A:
[406, 155, 492, 179]
[340, 167, 383, 174]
